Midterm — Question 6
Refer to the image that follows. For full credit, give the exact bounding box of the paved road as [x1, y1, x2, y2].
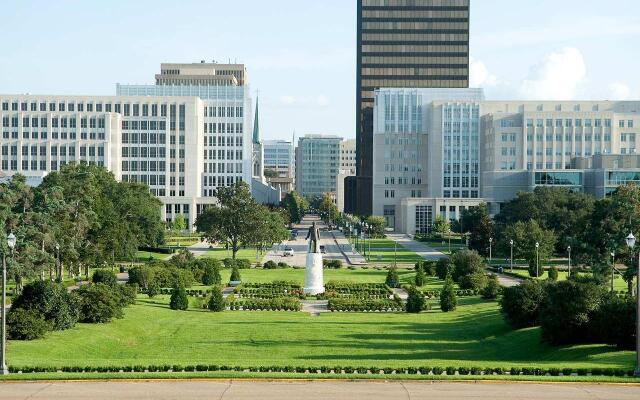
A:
[2, 380, 639, 399]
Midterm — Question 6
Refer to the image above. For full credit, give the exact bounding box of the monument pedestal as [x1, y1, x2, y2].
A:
[304, 253, 325, 295]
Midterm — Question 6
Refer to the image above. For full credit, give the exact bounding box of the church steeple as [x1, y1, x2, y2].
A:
[252, 95, 260, 144]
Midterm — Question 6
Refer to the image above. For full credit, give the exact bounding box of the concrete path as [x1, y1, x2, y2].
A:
[387, 233, 446, 261]
[490, 270, 523, 287]
[300, 300, 329, 316]
[330, 229, 366, 265]
[392, 287, 409, 300]
[187, 240, 213, 258]
[2, 380, 639, 400]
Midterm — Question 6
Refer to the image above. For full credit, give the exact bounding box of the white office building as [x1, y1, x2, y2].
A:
[0, 62, 269, 229]
[372, 88, 640, 234]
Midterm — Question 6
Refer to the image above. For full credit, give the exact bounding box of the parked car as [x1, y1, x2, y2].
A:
[319, 245, 327, 254]
[283, 247, 295, 257]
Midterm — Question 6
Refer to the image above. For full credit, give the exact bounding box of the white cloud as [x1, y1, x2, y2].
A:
[519, 47, 587, 100]
[469, 57, 498, 88]
[608, 82, 632, 100]
[316, 95, 330, 107]
[279, 95, 297, 105]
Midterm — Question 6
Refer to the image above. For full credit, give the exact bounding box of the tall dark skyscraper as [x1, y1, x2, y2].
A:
[350, 0, 470, 216]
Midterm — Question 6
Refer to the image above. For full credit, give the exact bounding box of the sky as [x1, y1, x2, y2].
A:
[1, 0, 639, 141]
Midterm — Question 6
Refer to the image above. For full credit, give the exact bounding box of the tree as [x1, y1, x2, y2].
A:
[450, 250, 487, 290]
[318, 193, 340, 225]
[281, 191, 307, 226]
[548, 266, 559, 281]
[92, 269, 118, 287]
[433, 216, 450, 237]
[170, 287, 189, 310]
[460, 203, 493, 256]
[230, 266, 241, 283]
[406, 286, 425, 313]
[173, 214, 187, 231]
[75, 284, 124, 323]
[7, 309, 50, 340]
[195, 182, 264, 259]
[264, 168, 279, 179]
[365, 216, 386, 238]
[10, 280, 78, 331]
[496, 187, 594, 253]
[435, 257, 454, 280]
[208, 286, 226, 312]
[249, 205, 290, 254]
[499, 280, 547, 328]
[440, 276, 457, 312]
[385, 267, 400, 288]
[414, 265, 425, 287]
[502, 220, 556, 278]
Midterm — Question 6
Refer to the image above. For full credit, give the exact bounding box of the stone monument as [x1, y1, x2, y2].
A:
[304, 221, 325, 295]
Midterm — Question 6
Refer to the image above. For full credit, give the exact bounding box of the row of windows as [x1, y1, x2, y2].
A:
[526, 118, 616, 128]
[443, 190, 479, 199]
[443, 176, 479, 188]
[121, 161, 168, 173]
[384, 176, 423, 185]
[2, 116, 106, 129]
[204, 150, 244, 161]
[1, 145, 104, 157]
[443, 163, 479, 174]
[0, 101, 177, 117]
[527, 133, 614, 142]
[204, 106, 244, 118]
[203, 162, 244, 174]
[2, 131, 106, 140]
[122, 147, 167, 158]
[204, 123, 244, 134]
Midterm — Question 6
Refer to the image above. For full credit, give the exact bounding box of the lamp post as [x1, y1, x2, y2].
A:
[567, 246, 571, 277]
[535, 242, 540, 278]
[2, 232, 17, 375]
[624, 232, 640, 377]
[489, 237, 493, 264]
[55, 243, 60, 283]
[509, 239, 514, 272]
[611, 251, 616, 293]
[448, 229, 452, 255]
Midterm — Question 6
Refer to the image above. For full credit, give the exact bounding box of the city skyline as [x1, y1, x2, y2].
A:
[1, 0, 639, 142]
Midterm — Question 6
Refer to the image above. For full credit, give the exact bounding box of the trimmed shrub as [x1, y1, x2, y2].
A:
[440, 276, 457, 312]
[75, 284, 124, 323]
[7, 309, 50, 340]
[263, 260, 278, 270]
[414, 265, 425, 287]
[435, 257, 454, 280]
[528, 263, 544, 278]
[208, 286, 226, 312]
[385, 267, 400, 288]
[499, 280, 546, 328]
[406, 286, 426, 313]
[10, 280, 78, 331]
[481, 274, 501, 300]
[458, 270, 488, 291]
[540, 278, 605, 345]
[92, 269, 118, 287]
[147, 281, 160, 298]
[170, 287, 190, 310]
[548, 266, 559, 281]
[230, 266, 241, 282]
[451, 250, 485, 282]
[590, 294, 636, 349]
[201, 259, 222, 285]
[116, 284, 138, 306]
[323, 259, 342, 269]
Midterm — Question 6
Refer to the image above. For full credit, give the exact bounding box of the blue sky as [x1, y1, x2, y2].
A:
[1, 0, 639, 140]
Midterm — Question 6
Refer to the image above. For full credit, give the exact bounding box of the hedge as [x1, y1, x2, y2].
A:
[6, 364, 637, 378]
[328, 298, 404, 312]
[159, 288, 212, 297]
[227, 297, 301, 311]
[138, 246, 175, 255]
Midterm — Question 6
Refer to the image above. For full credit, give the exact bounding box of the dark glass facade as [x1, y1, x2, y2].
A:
[354, 0, 470, 215]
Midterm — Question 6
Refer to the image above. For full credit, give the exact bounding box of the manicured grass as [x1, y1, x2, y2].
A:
[209, 267, 427, 287]
[349, 238, 424, 264]
[135, 251, 170, 261]
[202, 247, 264, 261]
[7, 296, 633, 371]
[165, 237, 199, 247]
[506, 269, 629, 291]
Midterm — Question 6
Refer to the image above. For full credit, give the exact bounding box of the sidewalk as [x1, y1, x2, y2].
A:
[386, 233, 446, 261]
[330, 229, 367, 265]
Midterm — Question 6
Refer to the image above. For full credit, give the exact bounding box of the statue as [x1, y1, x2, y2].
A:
[305, 221, 321, 253]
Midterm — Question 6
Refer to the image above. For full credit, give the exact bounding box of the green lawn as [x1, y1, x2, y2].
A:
[202, 247, 264, 261]
[506, 269, 629, 291]
[135, 251, 171, 261]
[349, 238, 424, 264]
[7, 296, 633, 370]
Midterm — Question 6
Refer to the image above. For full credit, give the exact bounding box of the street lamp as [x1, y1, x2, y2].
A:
[535, 242, 540, 278]
[448, 229, 452, 254]
[2, 232, 17, 375]
[55, 243, 60, 282]
[489, 237, 493, 263]
[611, 251, 616, 293]
[509, 239, 514, 272]
[567, 246, 572, 277]
[624, 232, 640, 377]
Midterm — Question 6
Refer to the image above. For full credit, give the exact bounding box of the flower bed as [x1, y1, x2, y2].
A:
[227, 297, 301, 311]
[327, 298, 403, 312]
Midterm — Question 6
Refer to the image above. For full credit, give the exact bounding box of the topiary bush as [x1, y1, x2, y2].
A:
[405, 286, 426, 313]
[385, 267, 400, 288]
[7, 308, 51, 340]
[201, 259, 222, 285]
[92, 269, 118, 287]
[435, 257, 454, 280]
[208, 286, 225, 312]
[147, 281, 160, 298]
[229, 266, 241, 282]
[75, 284, 124, 323]
[263, 260, 278, 269]
[414, 265, 425, 287]
[170, 287, 190, 310]
[548, 266, 559, 281]
[440, 276, 457, 312]
[481, 274, 501, 300]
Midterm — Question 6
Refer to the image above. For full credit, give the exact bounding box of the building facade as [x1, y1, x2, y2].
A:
[0, 62, 264, 229]
[264, 139, 295, 200]
[295, 135, 342, 198]
[371, 88, 640, 233]
[355, 0, 471, 216]
[336, 139, 357, 212]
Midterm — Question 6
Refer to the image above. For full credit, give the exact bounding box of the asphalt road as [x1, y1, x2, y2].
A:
[1, 380, 639, 400]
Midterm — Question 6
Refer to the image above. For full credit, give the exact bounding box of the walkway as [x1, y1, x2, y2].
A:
[300, 300, 329, 316]
[3, 380, 638, 400]
[386, 233, 446, 261]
